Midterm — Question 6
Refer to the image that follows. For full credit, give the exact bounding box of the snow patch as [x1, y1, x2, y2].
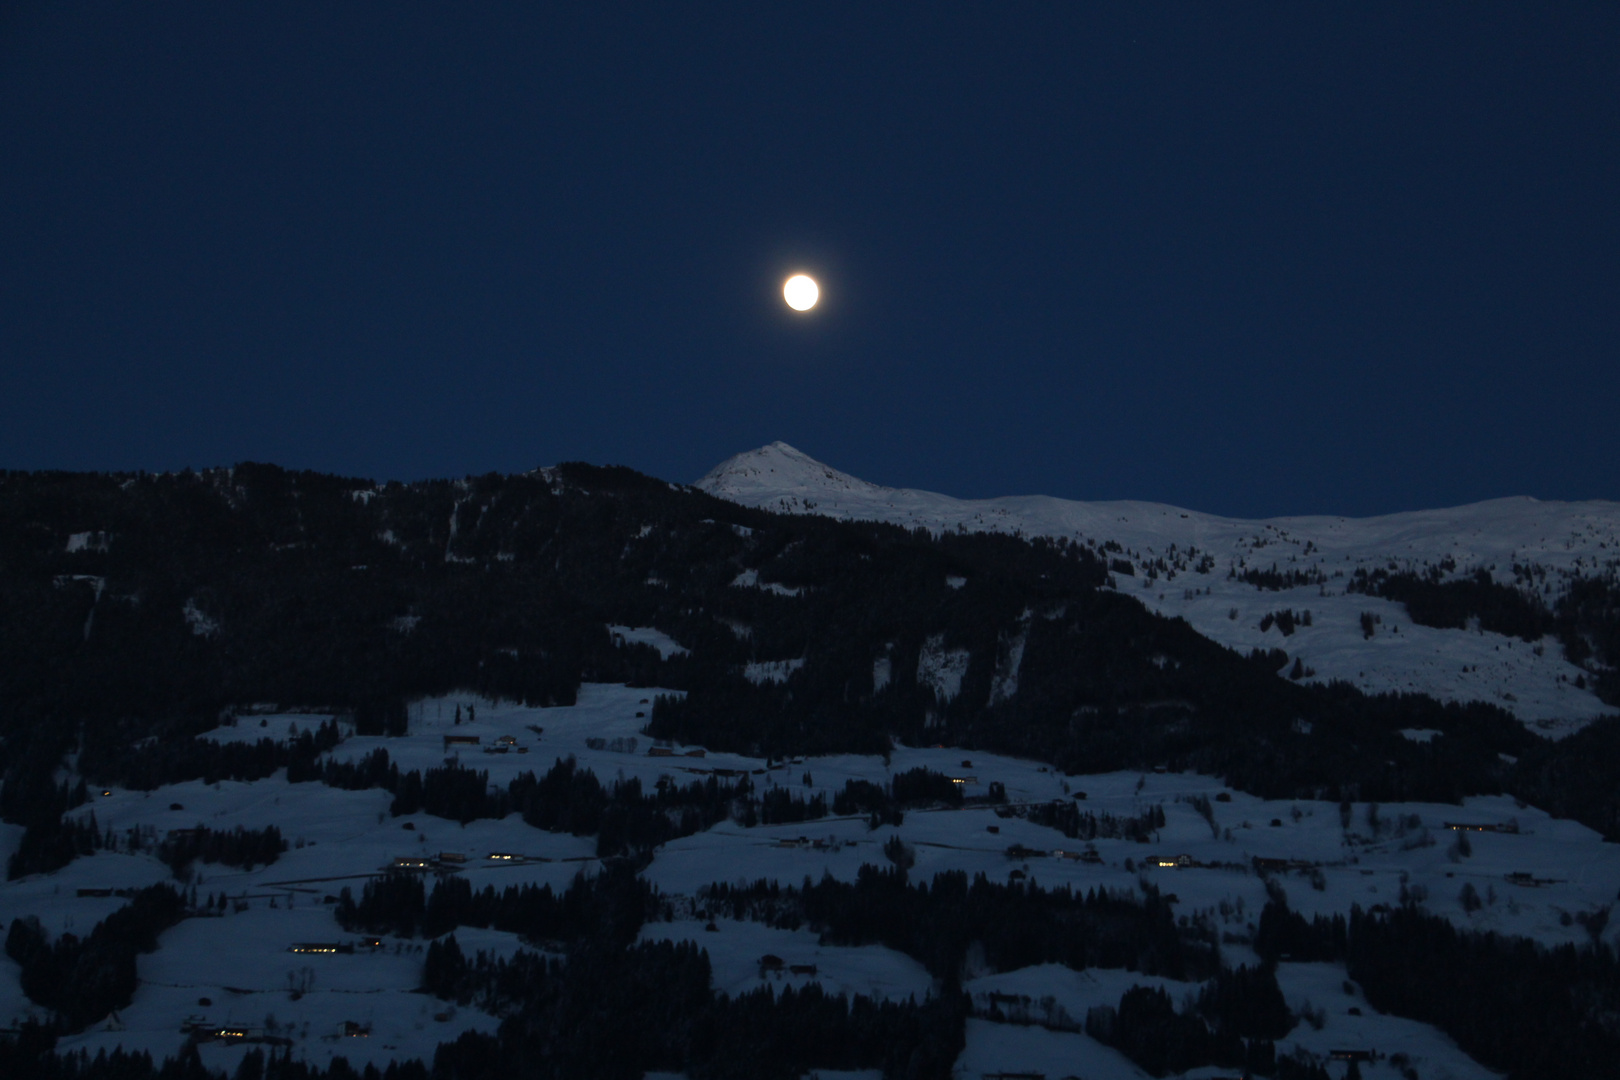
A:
[989, 632, 1026, 705]
[917, 635, 970, 704]
[607, 625, 689, 659]
[66, 531, 109, 553]
[183, 599, 219, 638]
[731, 568, 804, 597]
[744, 658, 804, 685]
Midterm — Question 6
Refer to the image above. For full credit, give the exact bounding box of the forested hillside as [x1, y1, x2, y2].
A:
[2, 462, 1616, 840]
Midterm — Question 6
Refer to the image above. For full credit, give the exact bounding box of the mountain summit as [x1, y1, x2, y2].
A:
[696, 441, 901, 513]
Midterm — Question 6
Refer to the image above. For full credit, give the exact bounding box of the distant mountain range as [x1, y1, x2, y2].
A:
[700, 442, 1620, 736]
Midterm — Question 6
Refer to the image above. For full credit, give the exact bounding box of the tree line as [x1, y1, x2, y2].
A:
[703, 865, 1216, 988]
[4, 883, 185, 1033]
[1253, 891, 1620, 1079]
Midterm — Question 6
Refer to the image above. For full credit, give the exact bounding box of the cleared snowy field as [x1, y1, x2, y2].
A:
[3, 684, 1616, 1077]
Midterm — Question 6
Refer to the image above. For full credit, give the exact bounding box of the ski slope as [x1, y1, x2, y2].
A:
[698, 443, 1620, 735]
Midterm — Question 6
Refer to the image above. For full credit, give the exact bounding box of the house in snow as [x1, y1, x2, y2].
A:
[1444, 821, 1518, 833]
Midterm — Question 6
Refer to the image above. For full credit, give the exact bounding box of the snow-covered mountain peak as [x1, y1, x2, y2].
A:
[697, 441, 899, 510]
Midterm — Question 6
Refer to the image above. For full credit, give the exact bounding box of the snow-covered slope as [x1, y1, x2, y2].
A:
[699, 443, 1620, 733]
[8, 689, 1615, 1077]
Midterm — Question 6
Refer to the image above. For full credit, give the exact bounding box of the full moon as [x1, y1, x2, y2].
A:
[783, 274, 819, 311]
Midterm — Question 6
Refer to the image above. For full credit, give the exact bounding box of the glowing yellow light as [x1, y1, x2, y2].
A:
[783, 274, 819, 311]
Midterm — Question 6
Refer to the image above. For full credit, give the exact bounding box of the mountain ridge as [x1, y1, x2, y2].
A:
[700, 443, 1620, 733]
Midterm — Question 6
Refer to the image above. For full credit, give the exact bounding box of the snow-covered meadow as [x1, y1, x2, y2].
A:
[3, 679, 1617, 1078]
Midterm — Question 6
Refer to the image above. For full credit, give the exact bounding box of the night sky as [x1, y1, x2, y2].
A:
[3, 4, 1616, 518]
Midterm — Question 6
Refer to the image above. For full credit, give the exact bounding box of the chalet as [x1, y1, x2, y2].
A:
[341, 1021, 371, 1037]
[1004, 844, 1048, 859]
[494, 734, 518, 747]
[1330, 1049, 1375, 1063]
[289, 942, 354, 954]
[210, 1026, 264, 1043]
[1444, 821, 1517, 833]
[393, 856, 434, 869]
[356, 937, 383, 950]
[1052, 847, 1104, 863]
[487, 852, 519, 861]
[1504, 871, 1561, 887]
[483, 745, 509, 754]
[949, 775, 977, 785]
[759, 954, 785, 974]
[1009, 869, 1027, 881]
[1215, 792, 1232, 802]
[986, 825, 1000, 834]
[437, 851, 467, 864]
[443, 735, 480, 750]
[1253, 856, 1314, 873]
[684, 748, 707, 758]
[1151, 854, 1194, 868]
[648, 746, 675, 757]
[788, 963, 818, 976]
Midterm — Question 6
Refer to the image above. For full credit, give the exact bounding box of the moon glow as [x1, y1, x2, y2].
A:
[783, 274, 819, 311]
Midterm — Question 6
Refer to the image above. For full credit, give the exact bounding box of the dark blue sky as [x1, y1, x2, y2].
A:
[3, 4, 1616, 517]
